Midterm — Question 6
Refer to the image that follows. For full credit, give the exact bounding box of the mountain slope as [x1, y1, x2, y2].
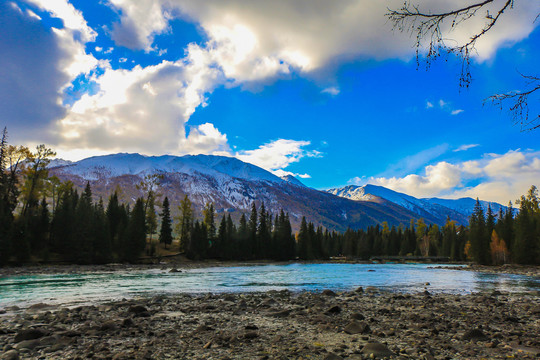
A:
[326, 184, 506, 225]
[49, 153, 424, 231]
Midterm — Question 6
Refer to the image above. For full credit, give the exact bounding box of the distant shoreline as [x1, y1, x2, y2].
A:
[1, 260, 538, 277]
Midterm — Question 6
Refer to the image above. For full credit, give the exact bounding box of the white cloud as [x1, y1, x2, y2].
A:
[179, 123, 230, 155]
[352, 150, 540, 203]
[273, 169, 311, 179]
[26, 0, 97, 43]
[108, 0, 538, 84]
[236, 139, 319, 172]
[426, 98, 465, 116]
[454, 144, 479, 152]
[55, 56, 222, 155]
[322, 86, 340, 96]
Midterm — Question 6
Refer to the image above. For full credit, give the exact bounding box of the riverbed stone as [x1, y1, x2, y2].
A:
[14, 329, 47, 343]
[361, 342, 394, 357]
[325, 305, 341, 315]
[324, 353, 344, 360]
[462, 329, 488, 341]
[322, 289, 337, 296]
[13, 340, 39, 351]
[344, 321, 370, 335]
[1, 265, 539, 360]
[0, 350, 19, 360]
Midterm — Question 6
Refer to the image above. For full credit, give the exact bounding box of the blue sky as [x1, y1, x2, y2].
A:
[1, 0, 539, 203]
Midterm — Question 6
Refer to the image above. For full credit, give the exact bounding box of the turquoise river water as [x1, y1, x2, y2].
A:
[1, 263, 539, 308]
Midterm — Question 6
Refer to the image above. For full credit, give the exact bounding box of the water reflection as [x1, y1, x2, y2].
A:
[0, 263, 538, 308]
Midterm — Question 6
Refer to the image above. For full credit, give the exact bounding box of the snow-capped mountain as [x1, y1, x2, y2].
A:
[280, 174, 306, 187]
[424, 197, 507, 217]
[49, 153, 423, 231]
[55, 153, 283, 184]
[326, 184, 506, 225]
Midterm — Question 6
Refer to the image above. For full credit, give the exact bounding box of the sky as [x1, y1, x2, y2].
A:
[1, 0, 539, 204]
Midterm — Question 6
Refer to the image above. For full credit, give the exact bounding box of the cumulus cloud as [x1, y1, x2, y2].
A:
[55, 55, 222, 155]
[350, 150, 540, 203]
[108, 0, 539, 83]
[236, 139, 320, 173]
[1, 0, 101, 145]
[26, 0, 97, 43]
[1, 2, 68, 141]
[179, 123, 230, 155]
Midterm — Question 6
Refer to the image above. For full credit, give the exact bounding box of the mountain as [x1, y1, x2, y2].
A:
[280, 174, 306, 187]
[49, 153, 424, 231]
[326, 184, 506, 225]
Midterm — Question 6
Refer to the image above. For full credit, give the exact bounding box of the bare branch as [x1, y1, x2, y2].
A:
[387, 1, 539, 129]
[486, 75, 540, 131]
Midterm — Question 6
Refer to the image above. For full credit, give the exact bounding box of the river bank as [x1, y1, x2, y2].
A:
[1, 261, 539, 277]
[1, 289, 539, 359]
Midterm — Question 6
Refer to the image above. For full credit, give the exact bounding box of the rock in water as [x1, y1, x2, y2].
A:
[322, 289, 337, 296]
[362, 342, 394, 358]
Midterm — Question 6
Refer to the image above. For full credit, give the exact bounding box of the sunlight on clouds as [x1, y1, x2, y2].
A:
[179, 123, 230, 155]
[352, 150, 540, 203]
[26, 0, 96, 42]
[108, 0, 538, 84]
[56, 57, 223, 155]
[236, 139, 319, 172]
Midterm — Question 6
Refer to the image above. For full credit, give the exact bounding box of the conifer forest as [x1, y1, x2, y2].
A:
[1, 130, 539, 266]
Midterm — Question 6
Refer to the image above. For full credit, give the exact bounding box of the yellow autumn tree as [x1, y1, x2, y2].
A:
[490, 230, 509, 265]
[464, 241, 473, 261]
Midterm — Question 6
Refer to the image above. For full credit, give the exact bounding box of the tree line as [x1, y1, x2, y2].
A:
[1, 128, 539, 265]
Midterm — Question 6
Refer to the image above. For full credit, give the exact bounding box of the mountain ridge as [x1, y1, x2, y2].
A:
[48, 153, 500, 230]
[326, 184, 506, 225]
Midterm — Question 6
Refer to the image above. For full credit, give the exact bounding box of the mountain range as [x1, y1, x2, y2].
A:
[48, 153, 505, 231]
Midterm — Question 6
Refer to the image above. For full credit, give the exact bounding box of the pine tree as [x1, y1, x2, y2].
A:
[237, 213, 249, 259]
[122, 198, 146, 262]
[145, 192, 158, 242]
[513, 186, 539, 264]
[177, 195, 193, 252]
[203, 202, 216, 242]
[247, 203, 258, 259]
[297, 217, 309, 259]
[159, 197, 173, 249]
[469, 199, 489, 264]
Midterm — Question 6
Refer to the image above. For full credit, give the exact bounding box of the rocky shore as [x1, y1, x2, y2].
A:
[1, 289, 539, 360]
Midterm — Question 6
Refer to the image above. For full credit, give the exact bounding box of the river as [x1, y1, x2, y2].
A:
[1, 263, 539, 308]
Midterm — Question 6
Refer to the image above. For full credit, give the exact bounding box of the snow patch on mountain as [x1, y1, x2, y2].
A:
[325, 184, 505, 225]
[51, 153, 285, 184]
[280, 175, 306, 187]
